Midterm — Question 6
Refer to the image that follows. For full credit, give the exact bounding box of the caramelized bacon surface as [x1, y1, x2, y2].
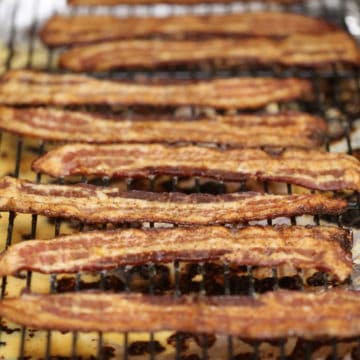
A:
[0, 177, 347, 224]
[0, 107, 327, 148]
[1, 289, 360, 339]
[32, 144, 360, 191]
[0, 226, 352, 280]
[41, 12, 334, 46]
[59, 33, 360, 71]
[0, 70, 312, 109]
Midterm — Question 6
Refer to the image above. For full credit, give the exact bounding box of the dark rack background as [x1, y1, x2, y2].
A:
[0, 0, 360, 359]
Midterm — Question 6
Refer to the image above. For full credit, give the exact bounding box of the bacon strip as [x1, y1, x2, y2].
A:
[68, 0, 303, 5]
[32, 144, 360, 191]
[1, 289, 360, 338]
[41, 12, 334, 47]
[0, 226, 352, 281]
[0, 177, 347, 224]
[59, 33, 360, 71]
[0, 70, 312, 109]
[0, 107, 327, 148]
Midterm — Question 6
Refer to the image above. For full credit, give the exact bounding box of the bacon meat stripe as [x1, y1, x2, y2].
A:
[0, 107, 327, 148]
[59, 33, 360, 71]
[32, 144, 360, 191]
[41, 12, 334, 46]
[0, 70, 311, 109]
[1, 289, 360, 338]
[0, 226, 352, 281]
[0, 177, 347, 224]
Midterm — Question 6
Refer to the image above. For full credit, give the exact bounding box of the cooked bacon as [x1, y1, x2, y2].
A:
[41, 12, 334, 47]
[1, 289, 360, 338]
[59, 33, 360, 71]
[68, 0, 303, 6]
[0, 70, 312, 109]
[0, 226, 352, 281]
[0, 176, 347, 224]
[32, 144, 360, 191]
[0, 107, 327, 148]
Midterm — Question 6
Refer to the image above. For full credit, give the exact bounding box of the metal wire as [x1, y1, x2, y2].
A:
[0, 0, 358, 359]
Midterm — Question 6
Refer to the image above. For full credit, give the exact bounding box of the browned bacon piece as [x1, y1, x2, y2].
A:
[41, 12, 334, 47]
[0, 226, 352, 281]
[0, 177, 347, 224]
[0, 107, 327, 149]
[59, 33, 360, 71]
[32, 144, 360, 191]
[68, 0, 304, 6]
[0, 70, 312, 109]
[1, 289, 360, 338]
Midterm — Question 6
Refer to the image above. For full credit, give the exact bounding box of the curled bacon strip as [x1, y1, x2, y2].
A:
[41, 12, 335, 46]
[1, 289, 360, 339]
[32, 144, 360, 191]
[0, 226, 352, 281]
[0, 70, 312, 109]
[0, 177, 347, 224]
[59, 33, 360, 71]
[0, 107, 327, 148]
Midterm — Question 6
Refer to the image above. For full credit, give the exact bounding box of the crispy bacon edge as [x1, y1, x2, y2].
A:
[0, 176, 349, 224]
[1, 289, 360, 339]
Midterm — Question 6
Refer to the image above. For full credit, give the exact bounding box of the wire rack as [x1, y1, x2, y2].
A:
[0, 0, 360, 359]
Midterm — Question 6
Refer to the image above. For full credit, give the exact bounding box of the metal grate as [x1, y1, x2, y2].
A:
[0, 0, 360, 358]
